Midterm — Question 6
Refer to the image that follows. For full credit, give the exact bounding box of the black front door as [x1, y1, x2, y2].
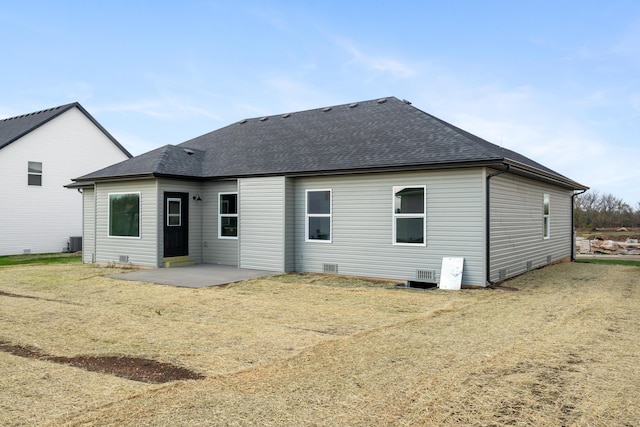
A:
[164, 192, 189, 257]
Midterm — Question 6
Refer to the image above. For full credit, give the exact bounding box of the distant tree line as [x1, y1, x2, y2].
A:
[574, 190, 640, 229]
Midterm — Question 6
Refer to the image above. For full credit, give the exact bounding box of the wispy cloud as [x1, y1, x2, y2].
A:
[333, 37, 417, 79]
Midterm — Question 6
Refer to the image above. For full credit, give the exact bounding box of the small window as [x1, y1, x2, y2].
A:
[219, 193, 238, 238]
[28, 161, 42, 186]
[543, 193, 550, 239]
[393, 186, 426, 245]
[109, 193, 140, 238]
[167, 198, 181, 227]
[306, 189, 332, 242]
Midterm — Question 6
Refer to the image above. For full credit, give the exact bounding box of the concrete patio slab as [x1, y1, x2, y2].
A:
[109, 264, 280, 288]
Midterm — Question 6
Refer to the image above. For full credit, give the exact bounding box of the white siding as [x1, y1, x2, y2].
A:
[157, 180, 204, 263]
[202, 180, 239, 266]
[293, 169, 486, 286]
[0, 107, 130, 255]
[238, 177, 286, 271]
[94, 180, 159, 267]
[82, 187, 96, 263]
[489, 172, 573, 282]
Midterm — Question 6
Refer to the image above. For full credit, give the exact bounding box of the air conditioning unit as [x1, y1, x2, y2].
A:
[69, 236, 82, 253]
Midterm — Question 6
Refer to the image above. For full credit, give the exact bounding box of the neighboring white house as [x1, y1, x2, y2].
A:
[0, 103, 131, 255]
[70, 97, 588, 287]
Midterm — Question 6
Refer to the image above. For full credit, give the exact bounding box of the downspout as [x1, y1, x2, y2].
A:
[571, 189, 587, 261]
[486, 165, 510, 286]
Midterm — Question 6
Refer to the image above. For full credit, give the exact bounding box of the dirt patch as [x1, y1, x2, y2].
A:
[0, 341, 204, 383]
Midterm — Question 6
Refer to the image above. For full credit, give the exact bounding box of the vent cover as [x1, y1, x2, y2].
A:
[499, 268, 507, 280]
[323, 263, 338, 274]
[547, 255, 552, 264]
[119, 255, 129, 263]
[526, 261, 533, 270]
[416, 269, 437, 282]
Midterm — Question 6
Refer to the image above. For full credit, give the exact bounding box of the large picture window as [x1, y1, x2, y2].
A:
[219, 193, 238, 238]
[543, 193, 550, 239]
[306, 189, 332, 242]
[109, 193, 140, 238]
[393, 186, 426, 245]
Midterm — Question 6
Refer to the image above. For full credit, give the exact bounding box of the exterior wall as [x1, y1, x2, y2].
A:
[293, 169, 486, 286]
[157, 179, 204, 263]
[0, 107, 130, 255]
[238, 177, 287, 271]
[94, 179, 159, 267]
[202, 180, 238, 266]
[82, 187, 96, 263]
[489, 171, 573, 283]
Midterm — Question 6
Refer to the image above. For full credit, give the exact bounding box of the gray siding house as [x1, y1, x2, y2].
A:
[69, 97, 587, 287]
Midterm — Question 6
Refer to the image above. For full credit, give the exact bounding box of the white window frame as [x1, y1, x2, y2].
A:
[108, 192, 141, 239]
[166, 197, 182, 227]
[543, 193, 550, 240]
[305, 189, 332, 243]
[218, 192, 238, 239]
[28, 161, 42, 186]
[392, 185, 426, 246]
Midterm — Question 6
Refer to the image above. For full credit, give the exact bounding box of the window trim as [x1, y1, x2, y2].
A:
[392, 185, 426, 246]
[543, 193, 550, 240]
[166, 197, 182, 227]
[305, 189, 332, 243]
[218, 192, 238, 239]
[28, 161, 42, 186]
[108, 192, 141, 239]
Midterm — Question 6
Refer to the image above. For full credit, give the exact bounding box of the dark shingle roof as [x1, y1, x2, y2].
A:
[0, 102, 132, 157]
[75, 97, 586, 189]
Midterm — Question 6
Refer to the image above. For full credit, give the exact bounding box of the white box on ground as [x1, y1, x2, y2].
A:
[439, 257, 464, 290]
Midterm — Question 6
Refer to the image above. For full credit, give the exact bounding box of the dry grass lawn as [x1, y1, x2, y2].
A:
[0, 262, 638, 426]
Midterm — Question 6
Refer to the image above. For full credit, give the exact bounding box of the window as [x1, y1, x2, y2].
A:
[28, 161, 42, 186]
[543, 193, 550, 239]
[393, 186, 426, 245]
[306, 189, 331, 242]
[219, 193, 238, 238]
[109, 193, 140, 238]
[167, 198, 181, 226]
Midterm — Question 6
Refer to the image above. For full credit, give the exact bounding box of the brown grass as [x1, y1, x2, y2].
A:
[0, 262, 638, 426]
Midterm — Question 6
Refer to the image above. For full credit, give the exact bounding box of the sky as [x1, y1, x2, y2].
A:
[1, 1, 639, 205]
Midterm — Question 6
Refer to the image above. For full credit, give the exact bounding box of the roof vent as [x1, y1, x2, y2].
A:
[259, 117, 268, 122]
[183, 148, 194, 155]
[348, 103, 358, 108]
[238, 119, 247, 124]
[377, 98, 387, 104]
[323, 107, 332, 112]
[402, 99, 412, 105]
[281, 113, 291, 118]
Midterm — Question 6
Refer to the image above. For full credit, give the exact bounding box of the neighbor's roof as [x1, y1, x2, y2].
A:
[0, 102, 132, 157]
[75, 97, 586, 190]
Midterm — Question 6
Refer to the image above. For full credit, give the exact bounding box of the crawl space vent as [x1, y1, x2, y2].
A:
[526, 260, 533, 271]
[323, 263, 338, 274]
[119, 255, 129, 263]
[547, 255, 552, 264]
[416, 269, 437, 282]
[499, 268, 507, 281]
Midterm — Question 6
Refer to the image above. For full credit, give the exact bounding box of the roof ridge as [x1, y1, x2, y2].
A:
[0, 102, 77, 123]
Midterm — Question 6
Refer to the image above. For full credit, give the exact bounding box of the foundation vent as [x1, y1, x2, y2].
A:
[119, 255, 129, 263]
[547, 255, 552, 264]
[526, 261, 533, 271]
[323, 263, 338, 274]
[499, 268, 507, 281]
[416, 269, 437, 282]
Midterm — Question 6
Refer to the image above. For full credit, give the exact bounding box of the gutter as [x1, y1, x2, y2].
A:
[486, 165, 510, 286]
[571, 189, 588, 261]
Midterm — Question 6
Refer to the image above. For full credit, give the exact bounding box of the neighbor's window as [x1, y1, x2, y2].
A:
[109, 193, 140, 238]
[543, 193, 550, 239]
[28, 161, 42, 186]
[219, 193, 238, 238]
[393, 186, 426, 245]
[306, 189, 332, 242]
